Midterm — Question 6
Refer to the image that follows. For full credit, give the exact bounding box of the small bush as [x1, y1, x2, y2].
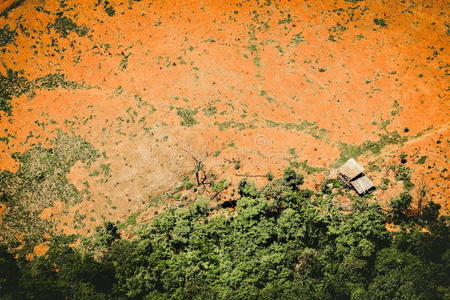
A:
[0, 25, 16, 47]
[212, 179, 229, 193]
[393, 192, 412, 210]
[374, 18, 387, 27]
[176, 107, 198, 127]
[283, 168, 304, 190]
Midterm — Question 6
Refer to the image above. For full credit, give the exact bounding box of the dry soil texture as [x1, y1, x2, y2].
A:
[0, 0, 448, 254]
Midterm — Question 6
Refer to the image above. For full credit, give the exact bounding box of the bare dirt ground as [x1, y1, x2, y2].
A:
[0, 0, 448, 255]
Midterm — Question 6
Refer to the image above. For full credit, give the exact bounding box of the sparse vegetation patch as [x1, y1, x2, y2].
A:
[0, 69, 31, 115]
[334, 131, 407, 166]
[0, 25, 17, 47]
[265, 119, 328, 140]
[374, 18, 387, 27]
[48, 15, 89, 38]
[0, 132, 98, 254]
[0, 69, 95, 115]
[176, 107, 198, 127]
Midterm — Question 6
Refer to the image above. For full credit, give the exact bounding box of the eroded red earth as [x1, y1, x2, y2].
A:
[0, 0, 448, 253]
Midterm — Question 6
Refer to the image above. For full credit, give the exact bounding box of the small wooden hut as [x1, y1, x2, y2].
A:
[338, 158, 375, 195]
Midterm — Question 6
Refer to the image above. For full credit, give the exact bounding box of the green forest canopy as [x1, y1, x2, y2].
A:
[0, 168, 449, 300]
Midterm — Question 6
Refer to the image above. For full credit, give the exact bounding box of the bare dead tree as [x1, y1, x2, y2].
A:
[416, 179, 428, 216]
[210, 187, 225, 201]
[183, 147, 214, 189]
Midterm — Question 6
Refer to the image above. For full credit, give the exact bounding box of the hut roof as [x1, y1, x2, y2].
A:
[338, 158, 364, 180]
[351, 175, 375, 195]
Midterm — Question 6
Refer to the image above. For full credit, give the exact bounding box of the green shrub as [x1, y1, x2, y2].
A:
[1, 163, 448, 300]
[182, 178, 194, 189]
[212, 179, 229, 193]
[283, 167, 304, 190]
[321, 178, 342, 194]
[237, 178, 259, 197]
[0, 25, 16, 47]
[176, 107, 198, 127]
[49, 16, 89, 38]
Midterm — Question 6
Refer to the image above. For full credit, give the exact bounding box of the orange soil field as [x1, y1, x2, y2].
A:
[0, 0, 448, 254]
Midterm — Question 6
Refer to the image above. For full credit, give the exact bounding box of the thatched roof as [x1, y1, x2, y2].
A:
[338, 158, 364, 180]
[351, 175, 375, 195]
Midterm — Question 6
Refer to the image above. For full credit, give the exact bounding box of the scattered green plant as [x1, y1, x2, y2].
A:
[176, 107, 198, 127]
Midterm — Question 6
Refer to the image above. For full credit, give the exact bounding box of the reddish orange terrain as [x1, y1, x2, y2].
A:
[0, 0, 448, 257]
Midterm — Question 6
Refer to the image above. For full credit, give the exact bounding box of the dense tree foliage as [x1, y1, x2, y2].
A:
[0, 169, 448, 299]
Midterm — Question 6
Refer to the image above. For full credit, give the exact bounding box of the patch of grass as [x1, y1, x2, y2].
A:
[49, 15, 89, 38]
[134, 95, 155, 112]
[247, 44, 258, 52]
[379, 178, 390, 190]
[100, 163, 111, 176]
[0, 131, 98, 254]
[334, 131, 407, 166]
[119, 53, 131, 70]
[278, 14, 292, 25]
[0, 69, 31, 115]
[289, 160, 325, 175]
[415, 156, 427, 164]
[203, 105, 217, 116]
[215, 120, 256, 131]
[34, 73, 88, 90]
[328, 24, 347, 42]
[73, 212, 86, 229]
[0, 69, 97, 115]
[114, 86, 124, 95]
[252, 56, 261, 67]
[89, 169, 100, 176]
[176, 107, 198, 127]
[389, 164, 414, 191]
[290, 33, 305, 45]
[265, 119, 328, 140]
[126, 212, 140, 227]
[367, 160, 383, 172]
[288, 148, 297, 157]
[104, 4, 116, 16]
[0, 25, 17, 47]
[182, 177, 194, 189]
[390, 100, 402, 117]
